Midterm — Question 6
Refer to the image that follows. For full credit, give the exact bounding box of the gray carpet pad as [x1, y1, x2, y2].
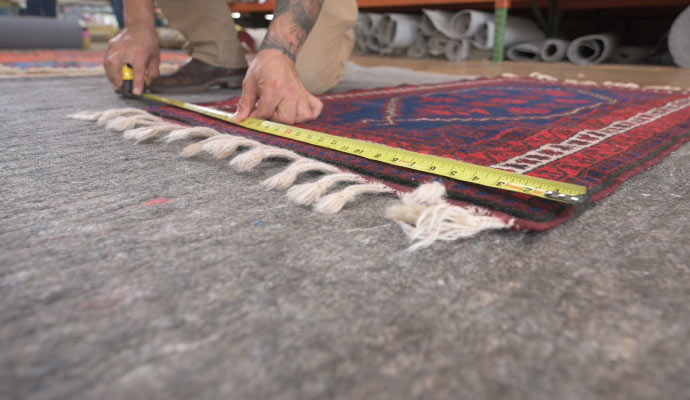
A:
[2, 63, 690, 399]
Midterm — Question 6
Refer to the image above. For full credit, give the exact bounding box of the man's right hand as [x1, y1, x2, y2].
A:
[104, 26, 160, 95]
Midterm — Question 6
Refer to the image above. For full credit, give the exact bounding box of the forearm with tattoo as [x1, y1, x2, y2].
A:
[260, 0, 324, 62]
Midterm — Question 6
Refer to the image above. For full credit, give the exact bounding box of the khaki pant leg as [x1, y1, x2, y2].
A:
[295, 0, 358, 94]
[155, 0, 248, 69]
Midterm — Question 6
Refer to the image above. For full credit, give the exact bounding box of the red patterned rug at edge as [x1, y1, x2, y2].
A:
[0, 49, 189, 77]
[147, 76, 690, 232]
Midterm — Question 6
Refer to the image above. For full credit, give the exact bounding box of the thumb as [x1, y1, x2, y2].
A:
[308, 96, 324, 120]
[234, 78, 258, 122]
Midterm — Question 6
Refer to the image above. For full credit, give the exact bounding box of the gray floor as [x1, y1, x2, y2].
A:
[2, 64, 690, 400]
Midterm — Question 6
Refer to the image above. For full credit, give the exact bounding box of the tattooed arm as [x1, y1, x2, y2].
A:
[259, 0, 324, 62]
[234, 0, 325, 124]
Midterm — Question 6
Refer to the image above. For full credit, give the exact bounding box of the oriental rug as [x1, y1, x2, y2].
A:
[0, 49, 189, 78]
[70, 74, 690, 248]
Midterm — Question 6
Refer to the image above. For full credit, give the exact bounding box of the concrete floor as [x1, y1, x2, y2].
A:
[1, 64, 690, 399]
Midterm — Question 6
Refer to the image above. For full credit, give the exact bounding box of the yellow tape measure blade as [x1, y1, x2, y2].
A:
[138, 93, 588, 206]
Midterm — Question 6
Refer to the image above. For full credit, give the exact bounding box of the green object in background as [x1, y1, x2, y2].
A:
[492, 6, 509, 63]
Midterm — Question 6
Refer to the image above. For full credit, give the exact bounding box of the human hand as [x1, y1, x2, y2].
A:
[234, 49, 323, 125]
[104, 26, 160, 95]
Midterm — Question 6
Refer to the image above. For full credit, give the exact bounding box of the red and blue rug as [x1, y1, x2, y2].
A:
[0, 50, 188, 77]
[147, 76, 690, 231]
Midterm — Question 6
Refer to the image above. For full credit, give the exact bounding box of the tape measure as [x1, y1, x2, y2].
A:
[121, 65, 589, 206]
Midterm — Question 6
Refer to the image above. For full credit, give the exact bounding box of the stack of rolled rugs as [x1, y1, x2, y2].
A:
[355, 7, 690, 66]
[505, 5, 690, 66]
[506, 33, 655, 65]
[355, 9, 545, 62]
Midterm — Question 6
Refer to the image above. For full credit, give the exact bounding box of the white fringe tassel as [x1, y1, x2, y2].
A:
[262, 159, 340, 190]
[314, 183, 395, 214]
[105, 114, 163, 132]
[69, 108, 516, 250]
[165, 127, 221, 143]
[287, 173, 366, 206]
[124, 123, 184, 143]
[386, 182, 512, 251]
[229, 146, 299, 171]
[205, 136, 259, 159]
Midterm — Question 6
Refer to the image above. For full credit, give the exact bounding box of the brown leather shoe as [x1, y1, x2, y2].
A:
[149, 58, 247, 94]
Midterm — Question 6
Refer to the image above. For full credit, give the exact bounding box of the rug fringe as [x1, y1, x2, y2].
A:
[106, 114, 163, 132]
[124, 123, 183, 143]
[501, 72, 689, 92]
[386, 182, 512, 251]
[68, 110, 106, 121]
[314, 183, 395, 214]
[69, 108, 511, 249]
[165, 127, 221, 143]
[262, 159, 340, 190]
[230, 146, 300, 172]
[286, 173, 366, 206]
[98, 108, 150, 126]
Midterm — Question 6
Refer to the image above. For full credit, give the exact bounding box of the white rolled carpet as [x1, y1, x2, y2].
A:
[406, 36, 429, 59]
[471, 15, 544, 50]
[422, 9, 485, 40]
[540, 38, 570, 62]
[669, 5, 690, 68]
[361, 13, 383, 36]
[506, 41, 543, 61]
[444, 39, 471, 62]
[374, 13, 421, 54]
[428, 33, 450, 56]
[420, 11, 441, 36]
[566, 33, 618, 65]
[0, 16, 84, 49]
[448, 10, 493, 39]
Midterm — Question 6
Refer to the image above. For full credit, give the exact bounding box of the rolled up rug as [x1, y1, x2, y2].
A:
[360, 13, 385, 54]
[444, 39, 471, 62]
[506, 41, 543, 61]
[612, 46, 654, 64]
[354, 33, 368, 53]
[0, 16, 84, 49]
[449, 10, 492, 39]
[471, 15, 544, 50]
[354, 15, 369, 53]
[540, 38, 570, 62]
[406, 35, 429, 58]
[356, 13, 385, 53]
[361, 13, 383, 36]
[669, 5, 690, 68]
[375, 13, 421, 54]
[428, 33, 450, 56]
[422, 9, 465, 39]
[566, 33, 618, 65]
[420, 11, 440, 36]
[365, 34, 385, 54]
[354, 14, 366, 44]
